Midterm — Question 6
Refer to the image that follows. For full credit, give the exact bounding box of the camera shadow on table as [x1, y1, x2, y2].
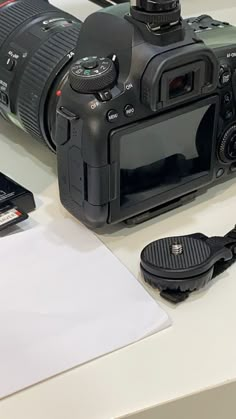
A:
[0, 119, 57, 194]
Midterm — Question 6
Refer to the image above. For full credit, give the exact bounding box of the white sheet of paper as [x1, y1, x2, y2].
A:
[0, 219, 170, 399]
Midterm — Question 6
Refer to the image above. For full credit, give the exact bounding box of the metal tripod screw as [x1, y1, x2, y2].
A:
[171, 243, 183, 255]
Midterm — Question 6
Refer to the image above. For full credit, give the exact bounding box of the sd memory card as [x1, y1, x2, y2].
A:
[0, 204, 28, 231]
[0, 173, 35, 232]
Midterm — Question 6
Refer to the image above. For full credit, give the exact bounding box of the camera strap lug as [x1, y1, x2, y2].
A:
[140, 227, 236, 304]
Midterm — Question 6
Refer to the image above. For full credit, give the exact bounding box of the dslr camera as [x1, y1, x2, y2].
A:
[1, 0, 236, 228]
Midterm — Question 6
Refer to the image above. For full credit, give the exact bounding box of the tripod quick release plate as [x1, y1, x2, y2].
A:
[140, 228, 236, 303]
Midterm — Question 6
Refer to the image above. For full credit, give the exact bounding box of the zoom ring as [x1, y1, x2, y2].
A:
[17, 26, 80, 144]
[0, 0, 58, 48]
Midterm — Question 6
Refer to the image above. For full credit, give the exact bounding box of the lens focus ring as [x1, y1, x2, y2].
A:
[17, 26, 80, 146]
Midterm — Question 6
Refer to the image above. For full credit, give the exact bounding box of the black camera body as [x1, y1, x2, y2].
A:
[56, 5, 236, 228]
[1, 1, 236, 229]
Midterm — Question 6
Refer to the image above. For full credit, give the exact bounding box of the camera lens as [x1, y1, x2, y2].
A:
[169, 73, 193, 99]
[0, 0, 81, 151]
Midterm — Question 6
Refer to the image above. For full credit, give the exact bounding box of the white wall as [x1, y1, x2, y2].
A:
[51, 0, 99, 21]
[181, 0, 236, 15]
[51, 0, 236, 21]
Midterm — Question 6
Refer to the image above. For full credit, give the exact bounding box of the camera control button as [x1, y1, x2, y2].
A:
[219, 67, 231, 86]
[216, 168, 225, 178]
[0, 92, 9, 106]
[218, 124, 236, 163]
[224, 109, 233, 121]
[124, 105, 135, 117]
[98, 90, 112, 102]
[223, 92, 232, 105]
[69, 57, 117, 93]
[107, 110, 119, 123]
[56, 107, 78, 146]
[5, 57, 16, 71]
[82, 59, 98, 70]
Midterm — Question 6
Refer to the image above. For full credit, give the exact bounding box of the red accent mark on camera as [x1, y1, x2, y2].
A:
[56, 90, 62, 97]
[0, 0, 15, 8]
[15, 210, 22, 216]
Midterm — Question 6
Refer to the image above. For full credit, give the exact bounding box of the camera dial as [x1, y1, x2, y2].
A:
[130, 0, 181, 27]
[69, 57, 117, 93]
[218, 124, 236, 163]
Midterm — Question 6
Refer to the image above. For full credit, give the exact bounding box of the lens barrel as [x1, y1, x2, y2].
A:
[0, 0, 81, 150]
[17, 24, 80, 150]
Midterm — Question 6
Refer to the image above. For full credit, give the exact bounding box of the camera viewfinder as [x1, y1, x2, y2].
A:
[169, 72, 193, 99]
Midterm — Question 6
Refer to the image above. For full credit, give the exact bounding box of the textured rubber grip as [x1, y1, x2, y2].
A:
[130, 5, 181, 25]
[0, 0, 58, 48]
[142, 264, 214, 293]
[17, 25, 80, 143]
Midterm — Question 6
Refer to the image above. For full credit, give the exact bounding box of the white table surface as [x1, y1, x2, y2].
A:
[1, 1, 236, 419]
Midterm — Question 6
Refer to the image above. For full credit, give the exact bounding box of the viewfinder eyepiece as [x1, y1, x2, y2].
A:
[169, 72, 193, 99]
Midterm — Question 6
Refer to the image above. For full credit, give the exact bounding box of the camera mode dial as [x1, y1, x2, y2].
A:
[218, 124, 236, 163]
[69, 57, 117, 93]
